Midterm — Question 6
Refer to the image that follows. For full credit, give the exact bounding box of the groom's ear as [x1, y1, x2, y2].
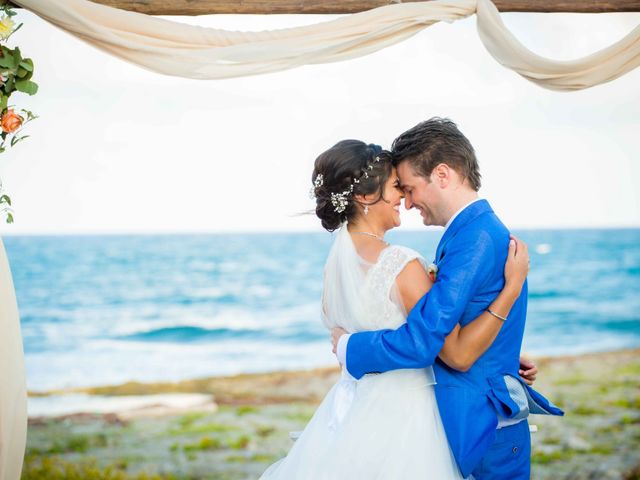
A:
[432, 163, 452, 188]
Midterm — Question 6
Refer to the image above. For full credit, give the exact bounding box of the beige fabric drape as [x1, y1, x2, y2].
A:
[476, 0, 640, 90]
[13, 0, 640, 90]
[0, 239, 26, 480]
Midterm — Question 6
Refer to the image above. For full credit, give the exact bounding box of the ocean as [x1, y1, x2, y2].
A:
[3, 228, 639, 392]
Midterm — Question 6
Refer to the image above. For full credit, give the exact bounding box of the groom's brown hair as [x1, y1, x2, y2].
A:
[391, 117, 482, 191]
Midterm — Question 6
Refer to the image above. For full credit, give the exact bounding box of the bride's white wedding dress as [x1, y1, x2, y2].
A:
[260, 225, 463, 479]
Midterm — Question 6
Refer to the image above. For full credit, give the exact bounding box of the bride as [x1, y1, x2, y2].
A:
[260, 140, 530, 479]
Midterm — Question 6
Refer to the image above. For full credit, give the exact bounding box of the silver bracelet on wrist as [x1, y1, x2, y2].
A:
[487, 308, 507, 321]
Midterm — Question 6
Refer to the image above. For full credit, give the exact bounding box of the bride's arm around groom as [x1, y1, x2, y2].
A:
[393, 235, 529, 374]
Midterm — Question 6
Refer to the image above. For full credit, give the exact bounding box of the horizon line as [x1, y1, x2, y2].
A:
[1, 224, 639, 237]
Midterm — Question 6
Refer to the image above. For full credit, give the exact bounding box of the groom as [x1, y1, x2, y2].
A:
[331, 118, 563, 479]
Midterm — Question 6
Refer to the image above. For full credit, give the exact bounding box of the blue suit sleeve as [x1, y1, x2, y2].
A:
[345, 230, 496, 379]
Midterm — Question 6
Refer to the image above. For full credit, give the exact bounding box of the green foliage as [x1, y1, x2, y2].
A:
[0, 45, 37, 96]
[620, 415, 640, 425]
[228, 435, 251, 450]
[616, 363, 640, 376]
[254, 425, 276, 438]
[531, 450, 566, 464]
[610, 397, 640, 409]
[224, 455, 247, 464]
[236, 405, 258, 416]
[28, 433, 109, 455]
[532, 444, 618, 466]
[250, 454, 278, 463]
[0, 4, 39, 223]
[168, 412, 217, 433]
[555, 375, 587, 386]
[21, 455, 176, 480]
[573, 405, 605, 416]
[175, 412, 207, 428]
[588, 444, 614, 455]
[177, 433, 251, 453]
[542, 436, 561, 445]
[15, 79, 37, 95]
[284, 408, 314, 423]
[182, 435, 223, 452]
[225, 453, 276, 464]
[168, 420, 239, 436]
[0, 181, 13, 223]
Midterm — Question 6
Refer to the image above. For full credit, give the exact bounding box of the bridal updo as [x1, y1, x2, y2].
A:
[311, 140, 393, 232]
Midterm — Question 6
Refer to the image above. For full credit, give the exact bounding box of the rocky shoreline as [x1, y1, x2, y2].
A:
[23, 349, 640, 479]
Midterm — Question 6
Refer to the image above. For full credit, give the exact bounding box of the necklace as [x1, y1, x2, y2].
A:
[352, 231, 385, 242]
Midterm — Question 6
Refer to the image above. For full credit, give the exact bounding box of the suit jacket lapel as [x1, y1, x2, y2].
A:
[435, 199, 493, 263]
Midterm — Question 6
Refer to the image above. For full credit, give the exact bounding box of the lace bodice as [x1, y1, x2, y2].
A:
[360, 245, 425, 331]
[321, 225, 427, 334]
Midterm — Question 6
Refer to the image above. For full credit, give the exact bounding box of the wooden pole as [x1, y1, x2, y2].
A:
[6, 0, 640, 15]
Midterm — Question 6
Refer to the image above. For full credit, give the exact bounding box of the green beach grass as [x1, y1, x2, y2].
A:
[23, 349, 640, 480]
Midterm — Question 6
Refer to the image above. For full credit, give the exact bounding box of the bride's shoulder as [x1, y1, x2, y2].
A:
[380, 244, 425, 264]
[373, 244, 427, 277]
[365, 245, 430, 300]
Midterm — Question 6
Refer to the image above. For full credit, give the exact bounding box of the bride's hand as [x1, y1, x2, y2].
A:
[503, 235, 529, 297]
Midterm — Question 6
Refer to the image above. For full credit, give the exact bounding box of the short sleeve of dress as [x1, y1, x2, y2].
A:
[363, 245, 426, 330]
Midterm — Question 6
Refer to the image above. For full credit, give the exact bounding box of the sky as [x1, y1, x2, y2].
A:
[0, 7, 638, 234]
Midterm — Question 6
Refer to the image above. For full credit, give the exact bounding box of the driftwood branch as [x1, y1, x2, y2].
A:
[6, 0, 640, 15]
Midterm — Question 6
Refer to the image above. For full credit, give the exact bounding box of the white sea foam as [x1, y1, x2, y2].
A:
[535, 243, 552, 254]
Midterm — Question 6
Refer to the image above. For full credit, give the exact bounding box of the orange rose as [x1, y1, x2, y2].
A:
[1, 109, 22, 134]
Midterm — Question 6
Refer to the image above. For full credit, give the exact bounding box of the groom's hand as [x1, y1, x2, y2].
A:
[331, 327, 347, 355]
[519, 356, 538, 385]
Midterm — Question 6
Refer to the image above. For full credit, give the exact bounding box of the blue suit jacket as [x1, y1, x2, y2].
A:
[346, 200, 563, 477]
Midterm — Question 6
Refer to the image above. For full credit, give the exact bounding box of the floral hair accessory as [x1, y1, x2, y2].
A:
[330, 184, 354, 213]
[309, 173, 324, 199]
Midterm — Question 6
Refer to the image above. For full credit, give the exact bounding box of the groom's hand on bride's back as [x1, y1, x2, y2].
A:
[519, 356, 538, 385]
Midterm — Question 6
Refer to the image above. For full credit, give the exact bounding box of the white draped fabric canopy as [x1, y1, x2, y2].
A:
[1, 1, 639, 479]
[11, 0, 640, 90]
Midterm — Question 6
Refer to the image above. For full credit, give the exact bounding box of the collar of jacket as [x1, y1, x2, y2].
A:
[435, 199, 493, 262]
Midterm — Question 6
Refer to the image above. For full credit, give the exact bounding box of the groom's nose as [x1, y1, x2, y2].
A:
[404, 195, 413, 210]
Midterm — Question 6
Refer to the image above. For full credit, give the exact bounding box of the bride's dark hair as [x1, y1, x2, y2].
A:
[311, 140, 393, 232]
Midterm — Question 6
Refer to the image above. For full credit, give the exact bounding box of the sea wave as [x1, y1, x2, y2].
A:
[4, 229, 639, 390]
[116, 325, 327, 343]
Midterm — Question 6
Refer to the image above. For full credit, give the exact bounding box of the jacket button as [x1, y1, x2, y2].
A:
[512, 447, 519, 454]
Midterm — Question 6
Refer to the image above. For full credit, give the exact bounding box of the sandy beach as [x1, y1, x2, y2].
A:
[23, 349, 639, 479]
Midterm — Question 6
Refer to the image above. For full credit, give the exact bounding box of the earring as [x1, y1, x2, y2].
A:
[364, 205, 369, 215]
